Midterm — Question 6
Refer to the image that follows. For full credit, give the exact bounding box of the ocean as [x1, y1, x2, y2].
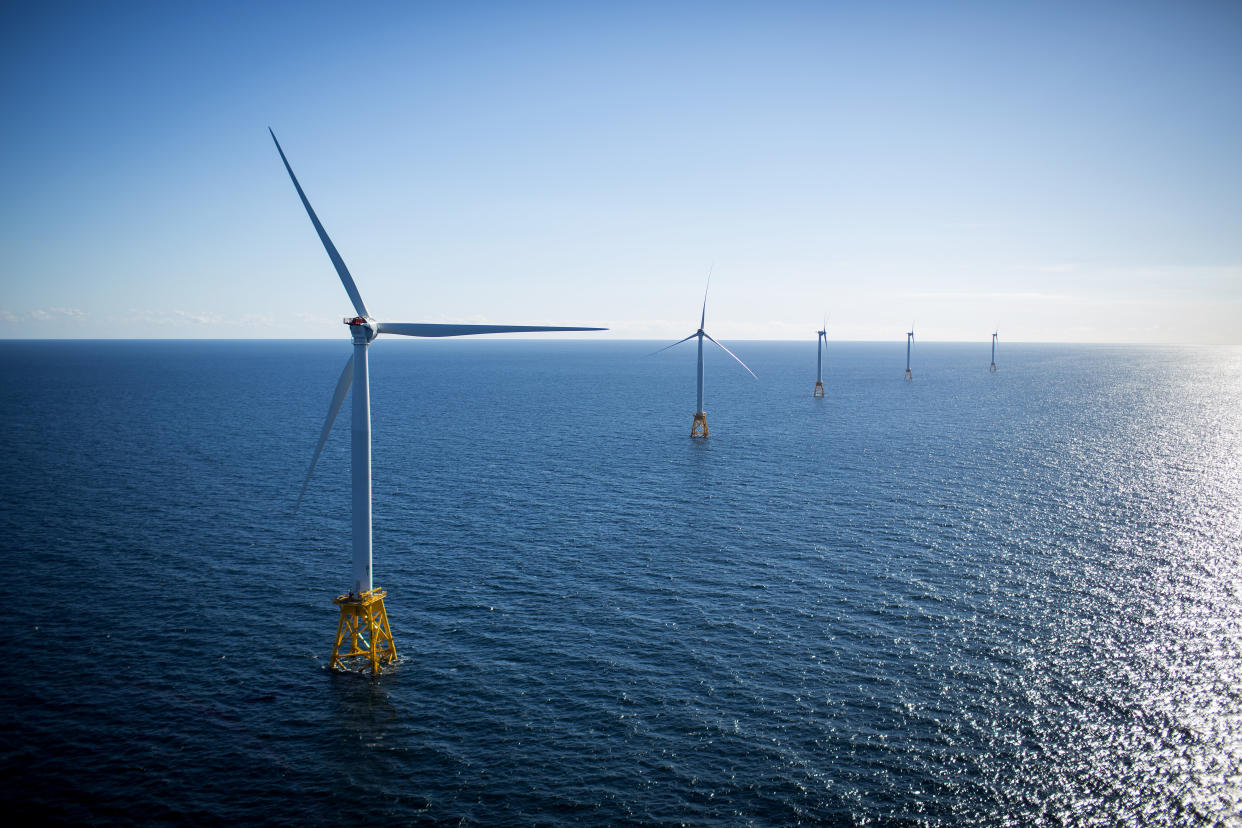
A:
[0, 339, 1238, 826]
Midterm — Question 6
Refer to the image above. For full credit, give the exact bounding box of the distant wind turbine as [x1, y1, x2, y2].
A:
[813, 314, 828, 397]
[905, 324, 914, 381]
[272, 128, 604, 673]
[655, 272, 757, 438]
[990, 330, 998, 372]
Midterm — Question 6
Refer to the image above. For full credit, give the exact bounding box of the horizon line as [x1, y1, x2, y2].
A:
[1, 337, 1235, 347]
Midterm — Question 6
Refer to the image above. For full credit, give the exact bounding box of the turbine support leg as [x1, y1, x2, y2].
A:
[330, 587, 397, 675]
[904, 369, 913, 381]
[989, 362, 997, 372]
[813, 380, 825, 397]
[691, 412, 709, 438]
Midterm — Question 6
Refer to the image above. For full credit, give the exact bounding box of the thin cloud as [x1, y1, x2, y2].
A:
[901, 290, 1071, 301]
[175, 310, 225, 325]
[14, 307, 88, 321]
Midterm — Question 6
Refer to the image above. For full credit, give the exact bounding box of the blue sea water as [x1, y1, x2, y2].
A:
[0, 339, 1239, 826]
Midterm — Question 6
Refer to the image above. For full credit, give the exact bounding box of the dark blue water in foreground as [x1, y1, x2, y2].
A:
[0, 340, 1239, 826]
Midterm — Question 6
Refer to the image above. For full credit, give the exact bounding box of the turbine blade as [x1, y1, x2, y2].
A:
[650, 331, 699, 356]
[703, 331, 758, 379]
[700, 265, 712, 329]
[377, 322, 605, 337]
[270, 129, 370, 319]
[296, 354, 354, 508]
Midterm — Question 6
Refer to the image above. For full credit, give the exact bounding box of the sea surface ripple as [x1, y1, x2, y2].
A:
[0, 340, 1239, 826]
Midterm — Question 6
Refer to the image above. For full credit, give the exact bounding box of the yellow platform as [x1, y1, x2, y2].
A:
[330, 587, 396, 674]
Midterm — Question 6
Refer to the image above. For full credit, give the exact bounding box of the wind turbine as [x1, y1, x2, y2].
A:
[904, 323, 914, 381]
[655, 273, 757, 438]
[272, 129, 604, 673]
[989, 329, 998, 372]
[813, 314, 828, 397]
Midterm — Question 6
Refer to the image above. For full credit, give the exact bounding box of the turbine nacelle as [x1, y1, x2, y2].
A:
[346, 317, 378, 343]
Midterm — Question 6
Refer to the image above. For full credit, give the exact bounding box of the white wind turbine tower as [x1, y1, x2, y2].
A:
[655, 273, 757, 438]
[272, 129, 604, 673]
[990, 329, 998, 372]
[813, 314, 828, 397]
[904, 323, 915, 381]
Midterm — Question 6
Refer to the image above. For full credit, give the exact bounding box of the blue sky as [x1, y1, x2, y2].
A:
[1, 1, 1239, 342]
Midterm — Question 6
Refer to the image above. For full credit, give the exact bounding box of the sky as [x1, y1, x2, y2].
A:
[1, 1, 1239, 343]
